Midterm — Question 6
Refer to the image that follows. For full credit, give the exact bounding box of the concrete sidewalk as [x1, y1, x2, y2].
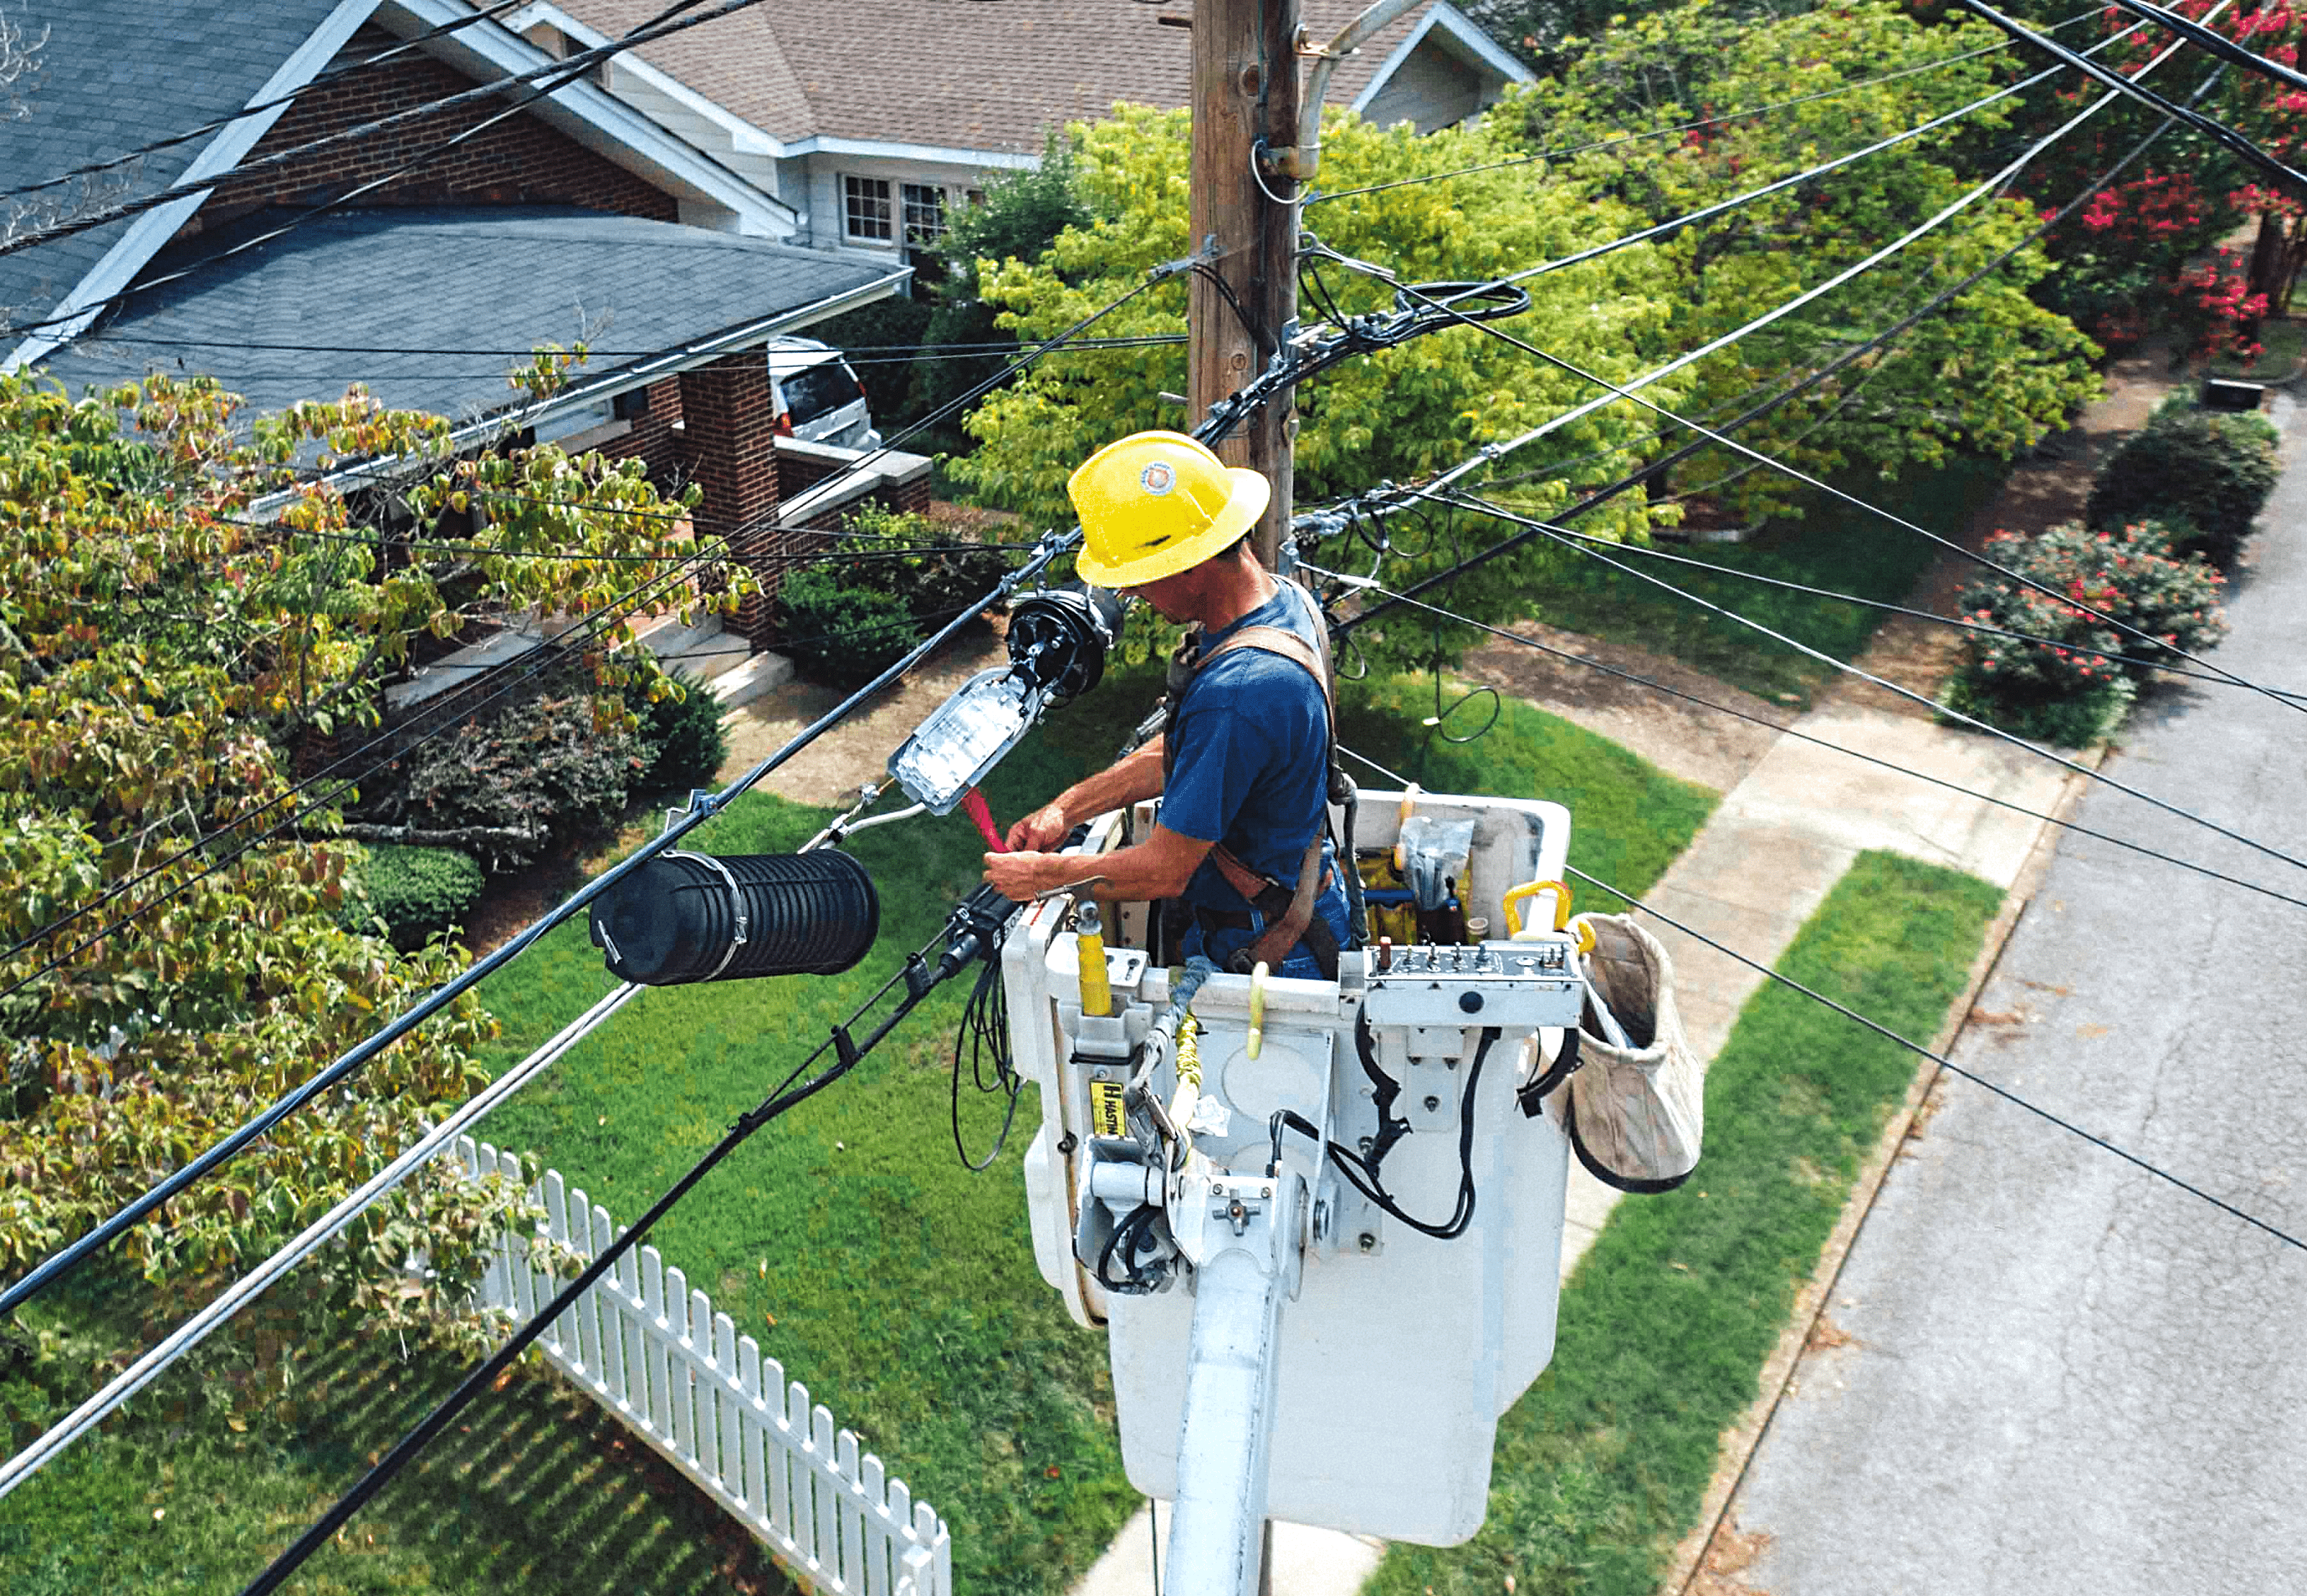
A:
[1071, 696, 2083, 1596]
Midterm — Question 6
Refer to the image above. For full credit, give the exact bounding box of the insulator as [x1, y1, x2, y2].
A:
[589, 851, 878, 986]
[1007, 581, 1123, 701]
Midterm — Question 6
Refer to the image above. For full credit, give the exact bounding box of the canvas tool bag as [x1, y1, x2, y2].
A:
[1533, 914, 1704, 1192]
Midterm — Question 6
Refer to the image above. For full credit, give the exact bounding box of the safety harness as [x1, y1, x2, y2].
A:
[1159, 578, 1352, 978]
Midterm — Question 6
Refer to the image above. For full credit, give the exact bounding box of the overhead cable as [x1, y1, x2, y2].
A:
[1957, 0, 2307, 200]
[0, 0, 764, 346]
[0, 0, 532, 203]
[0, 981, 643, 1503]
[1331, 742, 2306, 1258]
[0, 0, 751, 268]
[1423, 487, 2307, 881]
[1303, 4, 2103, 208]
[1303, 565, 2307, 914]
[239, 893, 1017, 1595]
[1538, 529, 2307, 699]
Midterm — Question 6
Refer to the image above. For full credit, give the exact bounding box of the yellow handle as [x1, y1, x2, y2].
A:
[1246, 960, 1270, 1059]
[1392, 784, 1421, 870]
[1502, 879, 1572, 940]
[1076, 929, 1112, 1018]
[1567, 913, 1598, 956]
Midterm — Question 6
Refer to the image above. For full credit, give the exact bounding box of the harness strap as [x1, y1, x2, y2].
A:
[1154, 583, 1345, 977]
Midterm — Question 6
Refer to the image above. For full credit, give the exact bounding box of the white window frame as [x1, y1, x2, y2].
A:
[842, 174, 893, 242]
[901, 182, 948, 246]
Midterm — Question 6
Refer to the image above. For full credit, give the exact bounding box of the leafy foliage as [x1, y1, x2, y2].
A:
[379, 693, 643, 873]
[0, 359, 709, 1400]
[622, 666, 731, 796]
[347, 843, 487, 953]
[1504, 1, 2102, 527]
[907, 130, 1093, 428]
[842, 501, 1014, 620]
[1945, 518, 2224, 742]
[953, 2, 2098, 673]
[775, 567, 923, 688]
[2086, 394, 2281, 568]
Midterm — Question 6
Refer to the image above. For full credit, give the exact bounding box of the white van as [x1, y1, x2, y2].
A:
[766, 338, 881, 451]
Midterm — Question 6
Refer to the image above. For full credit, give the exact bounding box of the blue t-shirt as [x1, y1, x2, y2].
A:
[1160, 581, 1333, 915]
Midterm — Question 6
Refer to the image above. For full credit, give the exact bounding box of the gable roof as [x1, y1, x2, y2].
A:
[38, 205, 906, 427]
[0, 0, 374, 364]
[534, 0, 1526, 160]
[1, 0, 804, 375]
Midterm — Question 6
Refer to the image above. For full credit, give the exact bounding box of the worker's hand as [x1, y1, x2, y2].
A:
[1006, 800, 1070, 854]
[984, 849, 1064, 903]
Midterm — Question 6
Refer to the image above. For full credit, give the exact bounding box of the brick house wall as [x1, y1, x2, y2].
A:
[195, 26, 676, 229]
[676, 351, 787, 645]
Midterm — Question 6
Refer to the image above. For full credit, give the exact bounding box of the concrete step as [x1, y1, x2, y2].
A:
[637, 616, 751, 682]
[709, 649, 794, 710]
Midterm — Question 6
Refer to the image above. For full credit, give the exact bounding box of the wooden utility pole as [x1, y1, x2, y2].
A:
[1189, 0, 1301, 569]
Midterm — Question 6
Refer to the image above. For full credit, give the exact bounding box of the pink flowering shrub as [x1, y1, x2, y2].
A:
[1946, 520, 2227, 743]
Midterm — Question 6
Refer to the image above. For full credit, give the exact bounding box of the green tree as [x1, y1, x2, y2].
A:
[950, 101, 1678, 668]
[0, 361, 723, 1401]
[906, 129, 1095, 428]
[1503, 0, 2103, 526]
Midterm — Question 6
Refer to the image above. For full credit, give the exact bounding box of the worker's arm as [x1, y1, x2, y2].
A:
[984, 820, 1211, 905]
[1002, 737, 1167, 851]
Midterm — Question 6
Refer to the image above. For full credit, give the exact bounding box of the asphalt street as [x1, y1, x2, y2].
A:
[1725, 387, 2307, 1595]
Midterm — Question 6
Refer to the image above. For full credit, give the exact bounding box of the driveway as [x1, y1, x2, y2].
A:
[1714, 390, 2307, 1593]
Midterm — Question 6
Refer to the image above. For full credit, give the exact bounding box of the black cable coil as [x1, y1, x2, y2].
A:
[589, 851, 879, 986]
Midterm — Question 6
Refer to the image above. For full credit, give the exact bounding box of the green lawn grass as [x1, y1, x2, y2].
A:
[1512, 453, 2011, 707]
[1368, 851, 2003, 1596]
[0, 666, 1718, 1595]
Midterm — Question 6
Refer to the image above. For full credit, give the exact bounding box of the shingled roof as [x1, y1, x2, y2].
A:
[39, 205, 904, 423]
[0, 0, 368, 354]
[549, 0, 1519, 157]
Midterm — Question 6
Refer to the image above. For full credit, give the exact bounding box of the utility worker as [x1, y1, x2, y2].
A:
[982, 431, 1353, 979]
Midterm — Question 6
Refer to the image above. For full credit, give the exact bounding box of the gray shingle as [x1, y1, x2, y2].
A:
[35, 204, 898, 423]
[0, 1, 359, 338]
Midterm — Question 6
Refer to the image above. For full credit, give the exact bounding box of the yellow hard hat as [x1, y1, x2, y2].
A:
[1068, 430, 1270, 588]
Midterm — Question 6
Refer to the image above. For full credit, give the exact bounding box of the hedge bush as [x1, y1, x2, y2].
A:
[351, 844, 485, 951]
[775, 567, 923, 688]
[387, 693, 642, 871]
[623, 666, 730, 794]
[841, 502, 1013, 623]
[2087, 393, 2280, 568]
[1943, 518, 2225, 743]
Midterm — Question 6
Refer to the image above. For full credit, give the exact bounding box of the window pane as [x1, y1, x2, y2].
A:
[843, 175, 891, 240]
[901, 182, 946, 243]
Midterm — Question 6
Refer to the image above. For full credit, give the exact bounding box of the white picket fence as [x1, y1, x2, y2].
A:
[454, 1136, 952, 1596]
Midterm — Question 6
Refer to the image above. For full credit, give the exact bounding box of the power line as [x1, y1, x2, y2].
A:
[1320, 55, 2225, 640]
[1331, 742, 2306, 1257]
[0, 0, 745, 270]
[1959, 0, 2307, 200]
[1537, 527, 2307, 699]
[1422, 487, 2307, 881]
[0, 0, 761, 347]
[64, 332, 1186, 363]
[0, 264, 1178, 1319]
[0, 0, 532, 204]
[1303, 5, 2105, 208]
[1303, 565, 2307, 914]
